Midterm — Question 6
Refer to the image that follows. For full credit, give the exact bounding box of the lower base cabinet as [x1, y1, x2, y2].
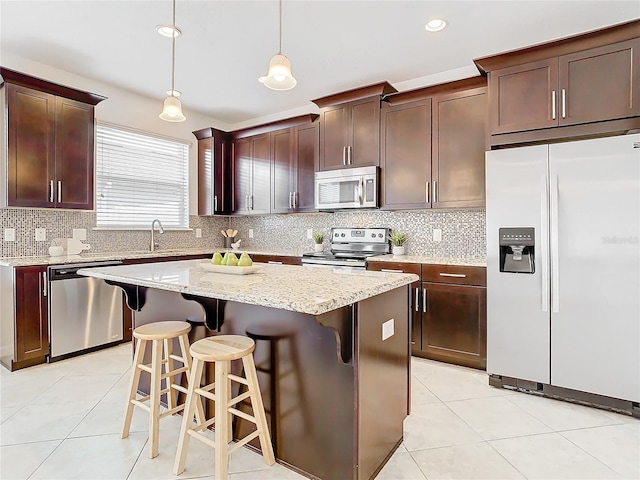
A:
[368, 261, 487, 369]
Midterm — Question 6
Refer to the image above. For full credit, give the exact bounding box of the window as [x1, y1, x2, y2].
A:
[96, 123, 190, 228]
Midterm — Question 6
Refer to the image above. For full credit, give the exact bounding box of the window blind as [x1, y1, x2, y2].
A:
[96, 124, 189, 228]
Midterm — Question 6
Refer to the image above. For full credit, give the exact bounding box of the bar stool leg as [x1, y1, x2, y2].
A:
[177, 333, 205, 424]
[173, 356, 204, 476]
[122, 338, 147, 439]
[215, 360, 230, 480]
[148, 338, 163, 458]
[164, 337, 176, 410]
[243, 354, 275, 465]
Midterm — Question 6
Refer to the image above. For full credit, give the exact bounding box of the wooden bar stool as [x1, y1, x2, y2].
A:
[122, 321, 204, 459]
[173, 335, 275, 479]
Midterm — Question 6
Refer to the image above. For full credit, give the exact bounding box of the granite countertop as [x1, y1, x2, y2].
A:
[0, 248, 305, 267]
[77, 259, 418, 316]
[367, 254, 486, 267]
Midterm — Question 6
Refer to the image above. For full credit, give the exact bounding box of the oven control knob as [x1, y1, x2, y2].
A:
[371, 233, 376, 238]
[378, 233, 384, 238]
[334, 233, 339, 237]
[340, 233, 346, 237]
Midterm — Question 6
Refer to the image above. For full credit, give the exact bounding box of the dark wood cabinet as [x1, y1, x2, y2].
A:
[367, 261, 422, 354]
[194, 128, 230, 215]
[420, 265, 486, 370]
[475, 21, 640, 145]
[1, 68, 105, 209]
[380, 99, 432, 210]
[313, 82, 396, 171]
[251, 254, 302, 266]
[271, 122, 319, 213]
[381, 77, 487, 210]
[232, 133, 271, 214]
[432, 86, 487, 208]
[14, 266, 49, 368]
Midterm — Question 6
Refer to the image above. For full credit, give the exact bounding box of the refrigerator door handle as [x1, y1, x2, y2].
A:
[550, 174, 560, 313]
[541, 175, 549, 312]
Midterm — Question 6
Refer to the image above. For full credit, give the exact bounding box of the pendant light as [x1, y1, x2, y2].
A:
[159, 0, 186, 122]
[259, 0, 297, 91]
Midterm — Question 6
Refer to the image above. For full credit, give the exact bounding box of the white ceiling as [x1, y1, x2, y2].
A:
[1, 1, 638, 129]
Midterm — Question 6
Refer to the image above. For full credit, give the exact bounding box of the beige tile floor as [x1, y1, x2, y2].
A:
[1, 343, 638, 479]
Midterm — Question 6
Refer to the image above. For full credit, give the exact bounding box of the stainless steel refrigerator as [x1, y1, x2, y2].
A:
[486, 133, 639, 404]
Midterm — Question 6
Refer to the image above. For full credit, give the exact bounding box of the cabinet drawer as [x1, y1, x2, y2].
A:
[421, 265, 486, 286]
[367, 261, 421, 276]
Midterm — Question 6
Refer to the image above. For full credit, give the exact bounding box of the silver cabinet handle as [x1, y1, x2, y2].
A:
[426, 181, 430, 204]
[267, 261, 283, 265]
[415, 287, 419, 312]
[423, 288, 427, 313]
[439, 273, 466, 278]
[342, 146, 347, 166]
[561, 89, 566, 119]
[551, 90, 556, 120]
[348, 145, 352, 165]
[42, 271, 47, 297]
[49, 180, 54, 203]
[214, 195, 218, 212]
[381, 269, 403, 273]
[245, 195, 250, 211]
[57, 181, 61, 203]
[432, 181, 437, 203]
[289, 192, 293, 209]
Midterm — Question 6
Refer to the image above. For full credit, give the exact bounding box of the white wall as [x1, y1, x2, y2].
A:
[1, 52, 225, 215]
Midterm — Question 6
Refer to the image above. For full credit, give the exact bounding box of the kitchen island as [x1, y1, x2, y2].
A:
[78, 259, 418, 480]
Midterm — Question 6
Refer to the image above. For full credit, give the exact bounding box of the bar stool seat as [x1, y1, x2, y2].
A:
[122, 321, 204, 459]
[173, 335, 275, 479]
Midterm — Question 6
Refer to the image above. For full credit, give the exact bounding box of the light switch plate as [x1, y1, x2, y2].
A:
[72, 228, 87, 240]
[195, 228, 202, 238]
[306, 229, 313, 240]
[4, 228, 15, 242]
[248, 229, 254, 238]
[433, 229, 442, 242]
[35, 228, 47, 241]
[382, 318, 395, 341]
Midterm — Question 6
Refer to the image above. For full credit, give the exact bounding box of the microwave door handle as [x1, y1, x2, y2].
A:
[358, 177, 364, 205]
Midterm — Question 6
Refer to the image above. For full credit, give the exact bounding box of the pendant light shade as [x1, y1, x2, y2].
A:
[159, 0, 186, 122]
[259, 0, 297, 91]
[259, 53, 297, 90]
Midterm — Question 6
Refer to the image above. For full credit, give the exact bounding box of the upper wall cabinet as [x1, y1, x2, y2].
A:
[474, 20, 640, 146]
[381, 77, 487, 210]
[194, 127, 230, 215]
[312, 82, 397, 171]
[1, 68, 106, 210]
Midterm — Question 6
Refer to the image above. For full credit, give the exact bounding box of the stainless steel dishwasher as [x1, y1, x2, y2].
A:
[48, 261, 124, 361]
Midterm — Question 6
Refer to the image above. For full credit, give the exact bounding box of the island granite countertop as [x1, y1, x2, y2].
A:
[77, 259, 418, 316]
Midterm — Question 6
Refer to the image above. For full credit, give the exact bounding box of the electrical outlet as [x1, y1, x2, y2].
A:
[35, 228, 47, 241]
[248, 229, 254, 239]
[195, 228, 202, 238]
[72, 228, 87, 240]
[306, 229, 313, 240]
[433, 228, 442, 242]
[382, 318, 395, 341]
[4, 228, 15, 242]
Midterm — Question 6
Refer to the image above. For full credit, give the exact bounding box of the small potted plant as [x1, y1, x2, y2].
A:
[389, 231, 408, 256]
[312, 231, 325, 252]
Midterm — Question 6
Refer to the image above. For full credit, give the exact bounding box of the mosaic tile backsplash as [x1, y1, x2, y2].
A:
[1, 208, 486, 262]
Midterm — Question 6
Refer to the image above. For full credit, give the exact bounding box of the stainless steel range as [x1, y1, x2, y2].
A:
[301, 227, 390, 268]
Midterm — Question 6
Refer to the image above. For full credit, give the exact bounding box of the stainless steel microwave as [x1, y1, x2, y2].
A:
[315, 166, 379, 210]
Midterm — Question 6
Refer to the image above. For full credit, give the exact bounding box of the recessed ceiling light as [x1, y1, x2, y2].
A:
[425, 18, 447, 32]
[156, 24, 182, 38]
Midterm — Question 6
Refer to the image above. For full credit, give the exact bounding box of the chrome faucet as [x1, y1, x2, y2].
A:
[150, 219, 164, 252]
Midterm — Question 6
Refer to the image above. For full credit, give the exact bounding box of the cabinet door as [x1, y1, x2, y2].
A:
[294, 122, 319, 212]
[489, 58, 559, 134]
[233, 137, 252, 213]
[198, 131, 228, 215]
[380, 99, 432, 210]
[14, 266, 49, 364]
[350, 97, 380, 168]
[271, 128, 294, 213]
[319, 104, 349, 170]
[432, 87, 487, 208]
[559, 39, 640, 126]
[421, 282, 486, 369]
[6, 84, 55, 207]
[251, 133, 271, 214]
[55, 96, 94, 210]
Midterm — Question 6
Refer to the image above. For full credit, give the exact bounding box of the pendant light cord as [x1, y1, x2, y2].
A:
[171, 0, 176, 95]
[278, 0, 282, 54]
